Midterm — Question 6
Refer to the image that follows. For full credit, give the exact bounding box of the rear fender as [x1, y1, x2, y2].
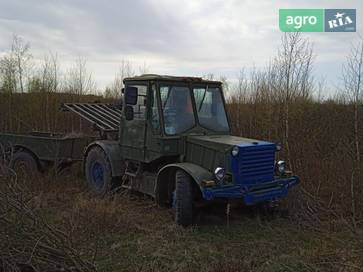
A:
[155, 162, 213, 206]
[84, 140, 124, 177]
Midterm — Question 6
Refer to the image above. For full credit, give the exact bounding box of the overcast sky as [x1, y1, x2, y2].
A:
[0, 0, 361, 96]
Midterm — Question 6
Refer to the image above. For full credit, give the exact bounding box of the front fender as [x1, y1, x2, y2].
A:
[84, 140, 124, 177]
[155, 162, 213, 206]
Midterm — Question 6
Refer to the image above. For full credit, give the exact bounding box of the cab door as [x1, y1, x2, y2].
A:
[144, 83, 164, 162]
[120, 82, 148, 161]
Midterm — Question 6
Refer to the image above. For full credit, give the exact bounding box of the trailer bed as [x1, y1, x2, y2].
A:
[0, 132, 95, 163]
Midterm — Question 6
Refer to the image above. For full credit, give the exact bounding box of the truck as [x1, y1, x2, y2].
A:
[0, 74, 299, 226]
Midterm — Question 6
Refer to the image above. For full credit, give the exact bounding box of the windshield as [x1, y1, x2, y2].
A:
[160, 85, 195, 135]
[193, 87, 229, 132]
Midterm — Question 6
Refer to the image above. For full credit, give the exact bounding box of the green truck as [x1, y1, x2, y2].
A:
[0, 75, 299, 226]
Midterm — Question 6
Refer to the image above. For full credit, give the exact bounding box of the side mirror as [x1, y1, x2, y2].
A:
[124, 86, 138, 105]
[125, 105, 134, 121]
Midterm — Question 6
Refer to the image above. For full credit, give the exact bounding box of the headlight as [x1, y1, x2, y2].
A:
[276, 143, 282, 151]
[231, 146, 239, 156]
[214, 167, 226, 181]
[276, 160, 286, 175]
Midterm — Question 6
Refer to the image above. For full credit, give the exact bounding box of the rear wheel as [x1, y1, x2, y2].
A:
[174, 170, 193, 227]
[85, 147, 114, 195]
[10, 151, 39, 178]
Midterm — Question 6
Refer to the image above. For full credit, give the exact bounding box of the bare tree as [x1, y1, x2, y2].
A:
[342, 37, 363, 227]
[219, 75, 229, 93]
[0, 35, 32, 130]
[271, 32, 314, 169]
[65, 56, 96, 96]
[11, 34, 32, 93]
[315, 77, 326, 102]
[343, 38, 363, 167]
[234, 69, 248, 102]
[41, 52, 59, 93]
[0, 55, 17, 131]
[41, 52, 59, 130]
[105, 59, 135, 99]
[0, 54, 17, 94]
[232, 69, 250, 135]
[63, 56, 96, 131]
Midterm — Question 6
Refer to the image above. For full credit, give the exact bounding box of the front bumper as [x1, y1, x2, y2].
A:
[202, 176, 300, 205]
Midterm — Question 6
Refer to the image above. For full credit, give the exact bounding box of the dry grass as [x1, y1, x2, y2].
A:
[0, 172, 96, 271]
[1, 170, 362, 272]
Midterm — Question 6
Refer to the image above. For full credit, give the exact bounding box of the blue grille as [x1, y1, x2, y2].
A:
[233, 143, 275, 185]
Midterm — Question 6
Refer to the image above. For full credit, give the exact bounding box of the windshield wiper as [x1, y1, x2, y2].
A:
[198, 85, 208, 112]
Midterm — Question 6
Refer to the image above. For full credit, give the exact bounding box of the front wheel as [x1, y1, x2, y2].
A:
[174, 170, 193, 227]
[85, 147, 114, 196]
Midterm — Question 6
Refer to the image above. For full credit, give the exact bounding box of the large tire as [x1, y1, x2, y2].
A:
[10, 151, 39, 178]
[174, 170, 193, 227]
[85, 146, 114, 196]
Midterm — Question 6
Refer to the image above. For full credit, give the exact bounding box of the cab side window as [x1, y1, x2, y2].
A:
[129, 85, 147, 120]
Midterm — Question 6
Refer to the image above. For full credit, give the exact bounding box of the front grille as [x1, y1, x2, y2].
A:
[238, 144, 275, 184]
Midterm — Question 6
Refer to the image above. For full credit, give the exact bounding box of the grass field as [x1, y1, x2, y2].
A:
[13, 175, 360, 272]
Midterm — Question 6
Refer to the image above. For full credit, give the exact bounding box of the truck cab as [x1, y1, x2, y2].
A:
[84, 74, 299, 226]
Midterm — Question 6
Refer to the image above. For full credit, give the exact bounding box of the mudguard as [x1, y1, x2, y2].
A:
[158, 163, 213, 187]
[84, 140, 124, 177]
[155, 162, 213, 205]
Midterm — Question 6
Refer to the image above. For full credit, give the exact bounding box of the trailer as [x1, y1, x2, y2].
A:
[0, 132, 92, 175]
[0, 103, 121, 176]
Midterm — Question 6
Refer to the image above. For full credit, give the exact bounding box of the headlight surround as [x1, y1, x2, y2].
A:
[214, 167, 226, 181]
[231, 146, 239, 157]
[276, 160, 286, 175]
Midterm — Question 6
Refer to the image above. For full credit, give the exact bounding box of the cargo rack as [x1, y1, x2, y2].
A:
[62, 103, 122, 132]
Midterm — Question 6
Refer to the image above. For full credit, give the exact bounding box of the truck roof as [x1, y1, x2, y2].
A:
[123, 74, 222, 85]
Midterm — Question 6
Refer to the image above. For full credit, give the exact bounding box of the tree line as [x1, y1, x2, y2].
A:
[227, 32, 362, 226]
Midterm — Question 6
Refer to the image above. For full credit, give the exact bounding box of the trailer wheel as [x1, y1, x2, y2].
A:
[174, 170, 193, 227]
[10, 151, 39, 178]
[85, 147, 113, 196]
